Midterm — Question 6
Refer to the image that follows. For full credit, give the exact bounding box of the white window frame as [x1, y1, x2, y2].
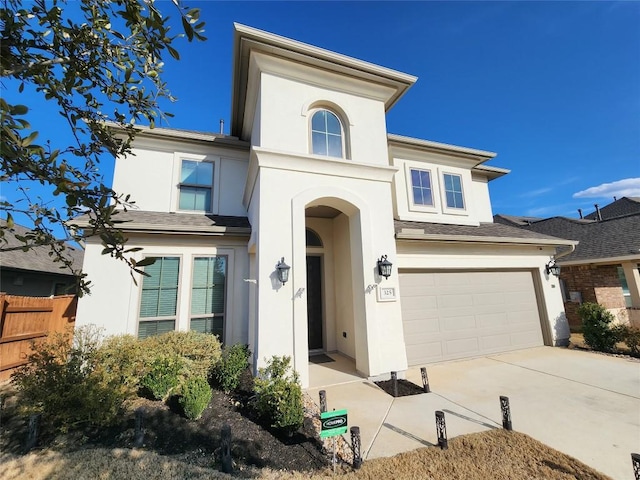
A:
[439, 170, 468, 216]
[309, 108, 346, 159]
[405, 163, 439, 214]
[189, 255, 228, 342]
[171, 152, 220, 214]
[136, 255, 182, 339]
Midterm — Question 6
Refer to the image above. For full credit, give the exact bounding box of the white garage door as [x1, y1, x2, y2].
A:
[400, 271, 544, 365]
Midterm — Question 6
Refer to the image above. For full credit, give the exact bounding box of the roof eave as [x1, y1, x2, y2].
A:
[395, 231, 577, 247]
[231, 23, 417, 138]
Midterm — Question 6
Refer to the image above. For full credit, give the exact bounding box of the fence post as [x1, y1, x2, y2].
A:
[350, 426, 362, 469]
[500, 396, 512, 431]
[25, 413, 40, 452]
[221, 424, 233, 473]
[134, 407, 145, 447]
[391, 371, 398, 397]
[632, 453, 640, 480]
[319, 390, 327, 413]
[420, 367, 430, 393]
[435, 411, 448, 450]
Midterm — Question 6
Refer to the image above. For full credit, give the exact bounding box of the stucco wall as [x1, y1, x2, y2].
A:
[76, 234, 250, 344]
[111, 136, 249, 217]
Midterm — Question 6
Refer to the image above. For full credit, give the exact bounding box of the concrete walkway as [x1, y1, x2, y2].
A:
[306, 347, 640, 480]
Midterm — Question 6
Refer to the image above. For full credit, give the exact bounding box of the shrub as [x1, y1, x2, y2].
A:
[12, 326, 127, 433]
[179, 376, 212, 420]
[578, 302, 617, 352]
[253, 356, 304, 435]
[613, 324, 640, 355]
[95, 334, 148, 398]
[140, 355, 183, 401]
[141, 331, 222, 380]
[212, 344, 251, 392]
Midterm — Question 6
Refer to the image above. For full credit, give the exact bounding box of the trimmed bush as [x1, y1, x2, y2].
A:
[253, 356, 304, 435]
[141, 330, 222, 381]
[141, 355, 183, 401]
[578, 302, 617, 352]
[12, 326, 128, 433]
[212, 343, 251, 392]
[613, 324, 640, 354]
[95, 334, 147, 398]
[179, 376, 212, 420]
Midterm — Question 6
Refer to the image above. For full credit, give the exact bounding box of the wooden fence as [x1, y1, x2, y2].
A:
[0, 293, 77, 381]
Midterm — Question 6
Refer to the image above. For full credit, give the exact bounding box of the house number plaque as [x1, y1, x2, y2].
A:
[377, 286, 397, 302]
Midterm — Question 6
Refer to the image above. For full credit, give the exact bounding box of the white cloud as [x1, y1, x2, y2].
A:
[572, 178, 640, 199]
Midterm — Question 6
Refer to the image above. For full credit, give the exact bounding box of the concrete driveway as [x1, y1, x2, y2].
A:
[306, 347, 640, 480]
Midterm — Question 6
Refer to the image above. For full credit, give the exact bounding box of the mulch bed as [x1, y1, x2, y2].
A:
[374, 378, 426, 397]
[0, 370, 331, 474]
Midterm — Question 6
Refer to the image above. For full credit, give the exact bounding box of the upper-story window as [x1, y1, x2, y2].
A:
[311, 109, 343, 158]
[443, 173, 465, 209]
[410, 168, 434, 206]
[179, 159, 214, 211]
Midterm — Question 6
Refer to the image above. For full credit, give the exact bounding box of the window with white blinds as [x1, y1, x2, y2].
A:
[190, 256, 226, 340]
[138, 257, 180, 338]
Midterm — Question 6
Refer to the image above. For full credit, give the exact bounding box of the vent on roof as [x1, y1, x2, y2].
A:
[594, 204, 602, 221]
[578, 208, 583, 219]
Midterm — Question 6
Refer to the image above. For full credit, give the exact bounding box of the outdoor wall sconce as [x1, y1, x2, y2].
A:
[545, 260, 561, 277]
[377, 255, 393, 280]
[276, 257, 291, 285]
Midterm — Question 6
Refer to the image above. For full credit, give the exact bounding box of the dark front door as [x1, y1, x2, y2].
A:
[306, 255, 323, 350]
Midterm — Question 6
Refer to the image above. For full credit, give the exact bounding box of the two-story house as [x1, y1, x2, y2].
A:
[76, 24, 575, 388]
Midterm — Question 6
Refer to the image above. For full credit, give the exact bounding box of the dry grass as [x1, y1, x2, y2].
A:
[569, 332, 634, 355]
[0, 429, 611, 480]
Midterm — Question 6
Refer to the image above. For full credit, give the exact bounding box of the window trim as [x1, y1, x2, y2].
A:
[405, 164, 439, 213]
[172, 152, 219, 214]
[136, 255, 182, 338]
[309, 108, 346, 159]
[189, 255, 228, 342]
[440, 171, 467, 215]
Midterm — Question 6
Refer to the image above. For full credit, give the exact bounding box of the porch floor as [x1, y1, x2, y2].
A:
[307, 352, 362, 388]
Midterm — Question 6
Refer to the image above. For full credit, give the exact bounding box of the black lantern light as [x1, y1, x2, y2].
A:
[545, 260, 561, 277]
[377, 255, 393, 280]
[276, 257, 291, 285]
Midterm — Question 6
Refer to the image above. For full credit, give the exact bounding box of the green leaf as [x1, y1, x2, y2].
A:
[6, 212, 14, 228]
[21, 131, 39, 147]
[135, 257, 156, 267]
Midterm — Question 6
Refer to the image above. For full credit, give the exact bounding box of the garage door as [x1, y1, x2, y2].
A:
[400, 271, 544, 365]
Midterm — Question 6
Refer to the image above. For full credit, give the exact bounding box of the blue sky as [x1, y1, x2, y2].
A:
[3, 1, 640, 237]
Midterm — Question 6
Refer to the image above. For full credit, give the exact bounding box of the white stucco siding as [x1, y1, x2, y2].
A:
[395, 241, 570, 347]
[257, 72, 389, 167]
[76, 234, 250, 345]
[112, 147, 175, 212]
[112, 137, 249, 217]
[470, 174, 495, 222]
[392, 156, 497, 226]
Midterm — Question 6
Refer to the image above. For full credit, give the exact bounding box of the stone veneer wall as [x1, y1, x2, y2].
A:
[560, 264, 626, 329]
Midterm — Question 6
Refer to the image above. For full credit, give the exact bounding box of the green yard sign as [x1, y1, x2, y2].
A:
[320, 409, 348, 438]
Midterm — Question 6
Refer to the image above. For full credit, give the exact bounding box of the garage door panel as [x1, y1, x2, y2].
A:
[400, 271, 544, 365]
[477, 312, 508, 327]
[406, 342, 442, 364]
[403, 318, 440, 334]
[444, 337, 479, 356]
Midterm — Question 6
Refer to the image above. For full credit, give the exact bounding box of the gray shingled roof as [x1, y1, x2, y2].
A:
[394, 220, 571, 244]
[0, 222, 84, 276]
[584, 197, 640, 220]
[493, 212, 640, 263]
[74, 210, 251, 234]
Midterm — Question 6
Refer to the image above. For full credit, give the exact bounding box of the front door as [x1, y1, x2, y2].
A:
[306, 255, 323, 351]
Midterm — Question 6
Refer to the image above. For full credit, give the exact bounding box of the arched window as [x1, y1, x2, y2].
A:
[311, 109, 343, 158]
[305, 228, 323, 247]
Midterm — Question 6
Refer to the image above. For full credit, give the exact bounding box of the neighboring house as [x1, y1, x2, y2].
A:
[495, 197, 640, 329]
[0, 222, 84, 296]
[76, 24, 575, 388]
